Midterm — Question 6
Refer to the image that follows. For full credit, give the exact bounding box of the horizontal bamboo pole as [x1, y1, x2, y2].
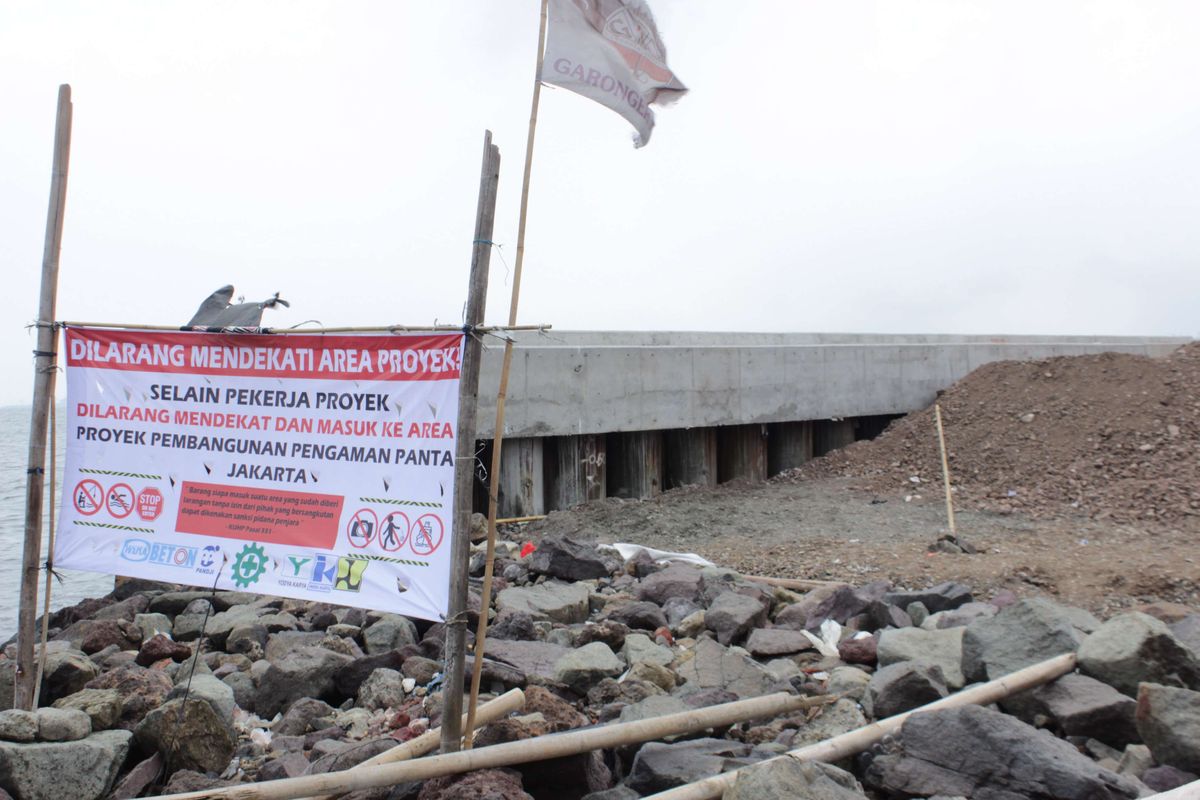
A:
[56, 321, 551, 335]
[742, 575, 843, 591]
[305, 688, 525, 800]
[144, 691, 831, 800]
[495, 514, 547, 524]
[646, 652, 1078, 800]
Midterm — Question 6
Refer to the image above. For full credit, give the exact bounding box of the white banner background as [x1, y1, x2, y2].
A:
[54, 328, 463, 622]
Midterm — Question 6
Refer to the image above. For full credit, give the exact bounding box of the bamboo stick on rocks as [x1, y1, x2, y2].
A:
[645, 652, 1079, 800]
[304, 689, 525, 800]
[143, 691, 831, 800]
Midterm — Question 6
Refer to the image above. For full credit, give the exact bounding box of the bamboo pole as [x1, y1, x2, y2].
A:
[934, 403, 956, 535]
[440, 131, 501, 754]
[31, 363, 60, 709]
[495, 514, 546, 525]
[16, 84, 72, 711]
[644, 652, 1078, 800]
[742, 575, 843, 591]
[305, 688, 524, 800]
[142, 691, 830, 800]
[464, 0, 550, 747]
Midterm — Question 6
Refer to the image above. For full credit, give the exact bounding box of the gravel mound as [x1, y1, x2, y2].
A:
[792, 342, 1200, 525]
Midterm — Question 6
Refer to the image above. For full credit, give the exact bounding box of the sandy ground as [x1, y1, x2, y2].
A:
[522, 476, 1200, 617]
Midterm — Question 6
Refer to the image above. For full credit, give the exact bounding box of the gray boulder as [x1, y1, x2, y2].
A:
[962, 598, 1084, 683]
[1135, 682, 1200, 773]
[358, 668, 406, 711]
[618, 695, 690, 724]
[622, 633, 674, 668]
[0, 711, 37, 743]
[1079, 612, 1200, 696]
[745, 628, 815, 659]
[607, 601, 668, 632]
[787, 699, 867, 749]
[674, 638, 785, 699]
[166, 674, 236, 722]
[1003, 673, 1139, 747]
[497, 582, 591, 624]
[863, 705, 1142, 800]
[554, 642, 623, 693]
[626, 737, 754, 794]
[33, 708, 90, 742]
[0, 729, 131, 800]
[485, 639, 572, 682]
[256, 645, 353, 717]
[273, 697, 337, 736]
[883, 582, 973, 614]
[362, 614, 419, 655]
[705, 592, 768, 646]
[135, 697, 236, 774]
[635, 565, 705, 606]
[864, 662, 949, 719]
[39, 650, 98, 704]
[725, 759, 868, 800]
[1169, 615, 1200, 655]
[876, 627, 965, 689]
[527, 535, 615, 580]
[132, 612, 172, 641]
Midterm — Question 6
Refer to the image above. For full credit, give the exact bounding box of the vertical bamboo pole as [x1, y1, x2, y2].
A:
[463, 0, 549, 746]
[440, 131, 501, 753]
[934, 403, 956, 535]
[16, 84, 73, 711]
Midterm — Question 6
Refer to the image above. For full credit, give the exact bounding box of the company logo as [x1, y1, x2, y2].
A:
[123, 540, 198, 568]
[196, 545, 221, 576]
[121, 539, 150, 562]
[279, 553, 367, 593]
[231, 543, 269, 589]
[150, 543, 198, 568]
[335, 557, 368, 592]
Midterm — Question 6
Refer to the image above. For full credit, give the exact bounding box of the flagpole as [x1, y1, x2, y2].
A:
[462, 0, 549, 748]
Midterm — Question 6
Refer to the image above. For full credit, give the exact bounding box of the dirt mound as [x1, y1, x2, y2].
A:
[791, 342, 1200, 525]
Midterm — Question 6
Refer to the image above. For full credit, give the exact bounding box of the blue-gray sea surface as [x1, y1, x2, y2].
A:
[0, 403, 113, 641]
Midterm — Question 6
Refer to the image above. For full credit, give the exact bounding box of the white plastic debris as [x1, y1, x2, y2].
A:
[609, 543, 715, 567]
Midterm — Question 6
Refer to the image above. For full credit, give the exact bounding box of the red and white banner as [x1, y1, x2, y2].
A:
[541, 0, 687, 146]
[55, 327, 463, 622]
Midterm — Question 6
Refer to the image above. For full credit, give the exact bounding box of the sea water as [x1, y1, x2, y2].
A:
[0, 403, 113, 641]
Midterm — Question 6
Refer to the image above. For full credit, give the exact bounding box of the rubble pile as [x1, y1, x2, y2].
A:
[0, 534, 1198, 799]
[795, 342, 1200, 524]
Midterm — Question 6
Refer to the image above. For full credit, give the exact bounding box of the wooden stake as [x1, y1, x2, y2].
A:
[464, 0, 549, 746]
[141, 692, 829, 800]
[934, 403, 956, 535]
[644, 653, 1078, 800]
[741, 575, 843, 591]
[305, 688, 524, 800]
[440, 131, 501, 754]
[16, 84, 73, 711]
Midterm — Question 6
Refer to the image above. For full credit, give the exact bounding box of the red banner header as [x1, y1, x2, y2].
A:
[65, 328, 463, 381]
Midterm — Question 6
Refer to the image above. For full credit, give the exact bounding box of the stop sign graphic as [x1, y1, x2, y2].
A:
[136, 488, 164, 521]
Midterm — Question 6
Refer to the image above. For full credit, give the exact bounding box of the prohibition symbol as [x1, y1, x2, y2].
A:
[106, 483, 135, 519]
[73, 479, 103, 516]
[347, 508, 377, 549]
[380, 511, 410, 552]
[410, 514, 444, 556]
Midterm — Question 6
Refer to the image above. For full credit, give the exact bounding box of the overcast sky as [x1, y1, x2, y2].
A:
[2, 1, 1198, 408]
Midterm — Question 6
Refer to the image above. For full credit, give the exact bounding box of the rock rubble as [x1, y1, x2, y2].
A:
[0, 532, 1196, 799]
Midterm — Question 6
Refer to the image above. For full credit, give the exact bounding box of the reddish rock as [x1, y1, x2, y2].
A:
[136, 634, 192, 666]
[838, 635, 878, 665]
[418, 768, 533, 800]
[522, 685, 588, 732]
[78, 619, 143, 654]
[86, 664, 174, 728]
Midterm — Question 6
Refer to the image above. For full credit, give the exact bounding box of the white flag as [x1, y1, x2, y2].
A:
[541, 0, 687, 147]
